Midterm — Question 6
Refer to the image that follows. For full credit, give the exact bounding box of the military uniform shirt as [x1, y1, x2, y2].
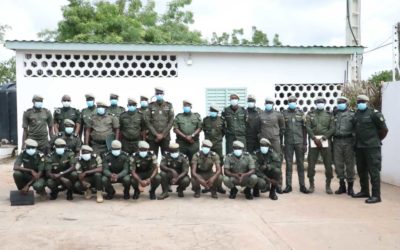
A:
[50, 132, 82, 153]
[202, 116, 225, 144]
[81, 106, 97, 128]
[259, 110, 285, 139]
[76, 154, 102, 172]
[160, 152, 189, 174]
[88, 114, 120, 141]
[145, 101, 174, 136]
[224, 153, 255, 173]
[305, 110, 335, 139]
[354, 108, 387, 148]
[22, 108, 54, 138]
[191, 151, 220, 173]
[246, 107, 262, 138]
[107, 105, 125, 118]
[15, 150, 45, 172]
[53, 107, 81, 131]
[131, 152, 158, 174]
[119, 111, 144, 140]
[334, 109, 355, 136]
[102, 152, 130, 177]
[173, 112, 202, 139]
[45, 150, 76, 174]
[282, 109, 306, 145]
[252, 150, 281, 173]
[222, 106, 247, 136]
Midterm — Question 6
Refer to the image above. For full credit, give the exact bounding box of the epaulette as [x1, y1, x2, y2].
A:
[181, 153, 188, 159]
[57, 132, 63, 137]
[38, 152, 44, 157]
[196, 152, 200, 157]
[55, 108, 61, 114]
[26, 108, 34, 112]
[92, 153, 97, 158]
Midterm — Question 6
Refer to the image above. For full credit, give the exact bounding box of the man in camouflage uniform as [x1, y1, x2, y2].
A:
[333, 96, 356, 196]
[46, 138, 78, 200]
[50, 119, 82, 156]
[305, 97, 335, 194]
[80, 93, 97, 141]
[22, 95, 54, 154]
[352, 95, 388, 204]
[107, 93, 125, 118]
[223, 140, 258, 200]
[173, 100, 202, 162]
[191, 140, 223, 199]
[259, 96, 285, 193]
[74, 145, 104, 203]
[119, 98, 145, 154]
[158, 143, 191, 199]
[102, 140, 131, 200]
[281, 95, 309, 194]
[85, 101, 120, 156]
[222, 93, 247, 153]
[13, 139, 47, 199]
[245, 95, 262, 153]
[53, 95, 81, 135]
[131, 141, 161, 200]
[144, 87, 174, 156]
[252, 138, 281, 200]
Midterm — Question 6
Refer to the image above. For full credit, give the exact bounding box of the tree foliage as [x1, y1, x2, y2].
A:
[211, 26, 281, 46]
[368, 70, 399, 85]
[0, 57, 16, 85]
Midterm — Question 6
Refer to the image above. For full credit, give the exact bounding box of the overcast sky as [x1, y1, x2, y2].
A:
[1, 0, 399, 79]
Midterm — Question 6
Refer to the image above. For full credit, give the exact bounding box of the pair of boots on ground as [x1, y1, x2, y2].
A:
[229, 184, 278, 200]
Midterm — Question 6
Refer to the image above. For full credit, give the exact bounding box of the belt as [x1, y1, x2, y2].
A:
[334, 134, 353, 139]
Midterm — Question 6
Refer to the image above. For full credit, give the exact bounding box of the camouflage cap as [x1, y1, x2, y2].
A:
[54, 138, 67, 146]
[81, 145, 93, 152]
[209, 104, 220, 112]
[233, 140, 244, 148]
[85, 93, 95, 99]
[32, 95, 44, 101]
[247, 94, 256, 101]
[61, 95, 71, 101]
[128, 97, 137, 104]
[111, 140, 122, 149]
[230, 93, 240, 99]
[169, 142, 180, 150]
[337, 96, 349, 102]
[110, 93, 119, 99]
[138, 140, 150, 149]
[265, 96, 275, 103]
[260, 138, 271, 146]
[25, 139, 38, 147]
[96, 101, 107, 107]
[202, 139, 213, 148]
[64, 119, 75, 126]
[287, 95, 297, 102]
[357, 94, 370, 102]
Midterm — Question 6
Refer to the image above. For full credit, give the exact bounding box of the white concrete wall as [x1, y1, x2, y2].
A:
[381, 82, 400, 186]
[15, 50, 350, 149]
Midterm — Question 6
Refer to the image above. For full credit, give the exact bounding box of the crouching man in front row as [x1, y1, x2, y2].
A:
[223, 140, 258, 200]
[158, 143, 191, 199]
[74, 145, 103, 203]
[252, 138, 281, 200]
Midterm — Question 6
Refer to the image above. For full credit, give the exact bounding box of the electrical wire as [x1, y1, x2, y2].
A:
[363, 42, 393, 54]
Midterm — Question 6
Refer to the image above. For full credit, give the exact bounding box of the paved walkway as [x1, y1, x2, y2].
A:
[0, 158, 399, 250]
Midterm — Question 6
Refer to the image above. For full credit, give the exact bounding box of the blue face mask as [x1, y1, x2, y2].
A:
[87, 100, 94, 108]
[56, 148, 65, 155]
[316, 103, 325, 110]
[34, 102, 43, 109]
[110, 99, 118, 106]
[26, 148, 36, 156]
[247, 102, 255, 108]
[156, 94, 164, 101]
[81, 154, 91, 161]
[357, 103, 367, 111]
[140, 101, 148, 108]
[128, 105, 137, 112]
[265, 104, 273, 111]
[337, 103, 347, 111]
[139, 151, 148, 158]
[230, 99, 239, 106]
[170, 152, 179, 159]
[210, 111, 218, 118]
[233, 149, 242, 157]
[201, 147, 210, 155]
[183, 106, 191, 113]
[260, 146, 269, 154]
[65, 127, 74, 134]
[112, 150, 121, 157]
[288, 102, 297, 110]
[97, 107, 106, 115]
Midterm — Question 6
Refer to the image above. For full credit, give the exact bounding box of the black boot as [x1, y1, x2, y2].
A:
[347, 181, 354, 196]
[300, 185, 309, 194]
[50, 190, 58, 200]
[335, 179, 347, 194]
[229, 187, 238, 199]
[365, 196, 381, 204]
[177, 187, 184, 198]
[194, 189, 201, 198]
[352, 191, 370, 198]
[149, 186, 156, 200]
[283, 186, 292, 193]
[244, 187, 253, 200]
[269, 185, 278, 200]
[202, 188, 210, 193]
[253, 186, 260, 198]
[66, 190, 73, 200]
[276, 185, 283, 194]
[123, 188, 130, 200]
[217, 186, 226, 194]
[132, 188, 140, 199]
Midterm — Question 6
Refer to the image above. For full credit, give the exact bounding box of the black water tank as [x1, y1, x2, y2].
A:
[0, 83, 17, 145]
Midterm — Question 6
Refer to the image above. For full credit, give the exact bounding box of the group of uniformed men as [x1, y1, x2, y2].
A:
[14, 87, 388, 204]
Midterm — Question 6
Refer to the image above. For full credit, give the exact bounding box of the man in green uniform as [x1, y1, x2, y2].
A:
[74, 145, 103, 203]
[22, 95, 54, 154]
[13, 139, 47, 199]
[50, 119, 82, 156]
[131, 141, 161, 200]
[245, 95, 262, 153]
[139, 95, 150, 141]
[333, 96, 356, 196]
[102, 140, 131, 200]
[252, 138, 281, 200]
[144, 87, 174, 156]
[305, 97, 335, 194]
[173, 100, 202, 162]
[259, 96, 285, 193]
[223, 140, 258, 199]
[53, 95, 81, 135]
[46, 138, 78, 200]
[85, 101, 120, 156]
[80, 93, 97, 141]
[352, 95, 388, 204]
[158, 143, 191, 199]
[191, 140, 223, 199]
[107, 93, 125, 118]
[222, 94, 247, 153]
[281, 95, 309, 194]
[119, 98, 145, 154]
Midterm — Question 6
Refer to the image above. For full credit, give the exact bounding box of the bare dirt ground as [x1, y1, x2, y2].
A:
[0, 157, 399, 250]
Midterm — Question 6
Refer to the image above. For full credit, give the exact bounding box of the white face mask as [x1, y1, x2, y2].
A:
[170, 152, 179, 159]
[247, 102, 255, 108]
[81, 153, 91, 161]
[201, 147, 210, 155]
[260, 146, 269, 154]
[316, 103, 325, 110]
[65, 127, 74, 134]
[62, 101, 71, 108]
[233, 149, 242, 157]
[139, 151, 148, 158]
[230, 99, 239, 106]
[112, 150, 121, 156]
[26, 148, 36, 156]
[56, 147, 65, 155]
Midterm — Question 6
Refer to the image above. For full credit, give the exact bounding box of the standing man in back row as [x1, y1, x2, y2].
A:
[245, 95, 262, 153]
[144, 87, 174, 156]
[107, 93, 125, 118]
